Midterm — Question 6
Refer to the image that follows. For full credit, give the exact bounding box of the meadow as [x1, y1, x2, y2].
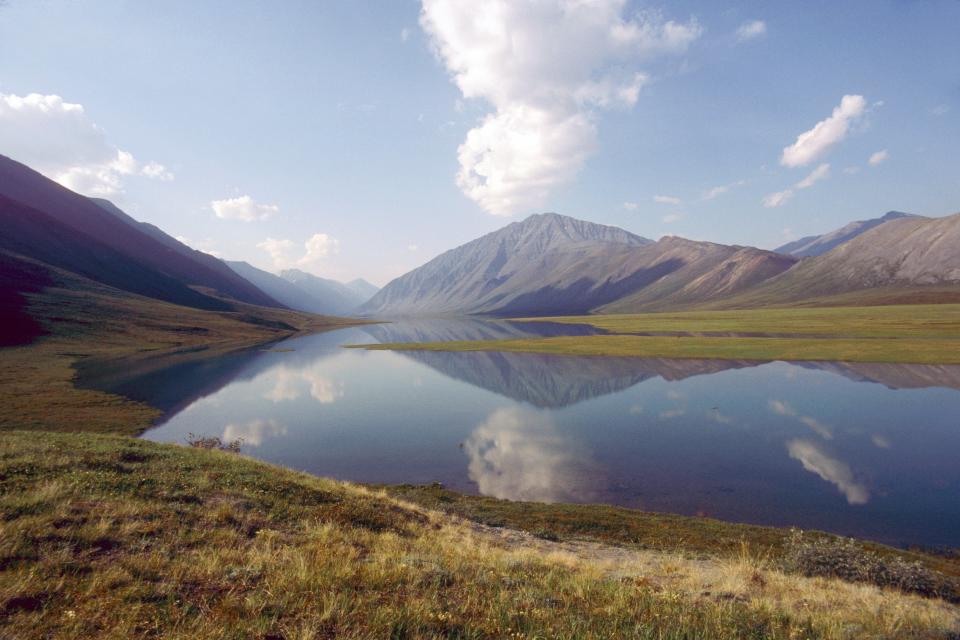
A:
[354, 304, 960, 364]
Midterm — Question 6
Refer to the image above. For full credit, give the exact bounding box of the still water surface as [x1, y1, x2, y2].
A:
[84, 319, 960, 548]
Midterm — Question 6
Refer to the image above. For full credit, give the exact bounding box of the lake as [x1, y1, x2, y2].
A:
[83, 319, 960, 549]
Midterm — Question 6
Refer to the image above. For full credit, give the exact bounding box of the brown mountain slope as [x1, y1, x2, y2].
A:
[0, 154, 282, 310]
[722, 212, 960, 307]
[596, 238, 797, 313]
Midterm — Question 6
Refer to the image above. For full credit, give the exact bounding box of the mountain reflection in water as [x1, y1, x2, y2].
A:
[71, 319, 960, 548]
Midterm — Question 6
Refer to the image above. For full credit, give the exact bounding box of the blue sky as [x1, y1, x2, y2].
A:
[1, 0, 958, 285]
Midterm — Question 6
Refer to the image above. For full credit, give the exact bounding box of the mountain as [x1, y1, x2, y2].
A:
[733, 212, 960, 304]
[280, 269, 368, 315]
[775, 211, 920, 257]
[0, 154, 281, 310]
[225, 261, 364, 316]
[359, 213, 795, 316]
[345, 278, 379, 301]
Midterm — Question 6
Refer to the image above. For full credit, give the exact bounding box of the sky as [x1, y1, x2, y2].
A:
[0, 0, 958, 286]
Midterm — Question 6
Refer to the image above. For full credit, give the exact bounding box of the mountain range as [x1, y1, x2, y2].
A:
[224, 262, 377, 316]
[2, 152, 958, 329]
[774, 211, 918, 257]
[359, 213, 798, 316]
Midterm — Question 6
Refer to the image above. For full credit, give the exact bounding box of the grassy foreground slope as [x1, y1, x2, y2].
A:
[0, 257, 363, 435]
[2, 431, 958, 640]
[354, 304, 960, 364]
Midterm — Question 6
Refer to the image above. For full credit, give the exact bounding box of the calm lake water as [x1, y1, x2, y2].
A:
[84, 319, 960, 548]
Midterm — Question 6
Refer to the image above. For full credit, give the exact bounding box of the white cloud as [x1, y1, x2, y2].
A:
[653, 194, 681, 205]
[787, 439, 869, 505]
[762, 163, 830, 208]
[420, 0, 701, 215]
[211, 195, 279, 222]
[302, 233, 339, 263]
[0, 92, 173, 195]
[400, 27, 412, 42]
[257, 237, 295, 268]
[662, 212, 682, 223]
[843, 165, 861, 175]
[868, 149, 889, 166]
[735, 20, 766, 42]
[623, 201, 640, 211]
[795, 162, 830, 188]
[407, 244, 419, 252]
[258, 234, 339, 271]
[930, 104, 950, 117]
[702, 179, 746, 200]
[781, 95, 866, 168]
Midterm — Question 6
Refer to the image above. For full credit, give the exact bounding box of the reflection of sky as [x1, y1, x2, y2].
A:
[140, 324, 960, 548]
[465, 407, 602, 503]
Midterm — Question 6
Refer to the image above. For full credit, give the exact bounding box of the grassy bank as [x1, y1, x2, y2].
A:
[1, 431, 958, 640]
[0, 269, 366, 435]
[352, 304, 960, 364]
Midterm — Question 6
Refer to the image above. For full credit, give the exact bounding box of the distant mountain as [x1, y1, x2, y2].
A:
[775, 211, 920, 257]
[280, 268, 368, 315]
[0, 154, 281, 311]
[225, 261, 365, 316]
[359, 213, 795, 316]
[734, 212, 960, 304]
[345, 278, 379, 302]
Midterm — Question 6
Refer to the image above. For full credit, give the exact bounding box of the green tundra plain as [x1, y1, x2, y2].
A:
[354, 303, 960, 364]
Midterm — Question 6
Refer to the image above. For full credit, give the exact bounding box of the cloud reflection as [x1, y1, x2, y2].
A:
[264, 366, 343, 405]
[223, 419, 287, 447]
[464, 407, 602, 503]
[770, 399, 833, 440]
[787, 438, 869, 505]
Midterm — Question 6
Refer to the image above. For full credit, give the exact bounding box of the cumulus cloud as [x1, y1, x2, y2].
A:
[302, 233, 339, 262]
[420, 0, 701, 215]
[762, 163, 830, 208]
[623, 201, 640, 211]
[868, 149, 889, 166]
[464, 407, 603, 502]
[258, 234, 340, 272]
[735, 20, 766, 42]
[653, 194, 681, 205]
[780, 95, 866, 168]
[787, 438, 869, 505]
[0, 92, 173, 195]
[257, 237, 296, 267]
[211, 195, 279, 222]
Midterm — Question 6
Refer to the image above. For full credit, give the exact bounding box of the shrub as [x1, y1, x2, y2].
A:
[782, 530, 958, 601]
[186, 433, 243, 453]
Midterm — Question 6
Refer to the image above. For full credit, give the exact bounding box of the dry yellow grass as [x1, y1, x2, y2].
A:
[1, 431, 957, 640]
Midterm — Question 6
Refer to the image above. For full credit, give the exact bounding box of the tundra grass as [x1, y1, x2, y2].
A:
[353, 304, 960, 364]
[2, 431, 958, 640]
[519, 304, 960, 339]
